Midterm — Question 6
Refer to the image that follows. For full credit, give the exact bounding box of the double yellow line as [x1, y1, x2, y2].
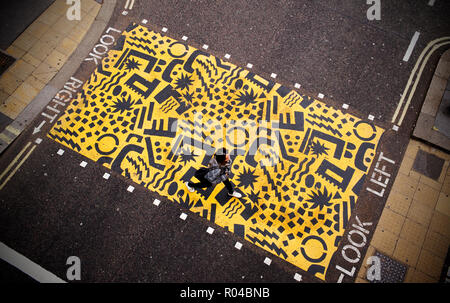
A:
[0, 142, 37, 191]
[392, 36, 450, 126]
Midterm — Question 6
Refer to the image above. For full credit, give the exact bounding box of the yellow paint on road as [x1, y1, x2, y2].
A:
[48, 23, 384, 280]
[0, 144, 36, 190]
[0, 141, 32, 182]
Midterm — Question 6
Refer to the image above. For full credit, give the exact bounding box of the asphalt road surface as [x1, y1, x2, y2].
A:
[1, 0, 450, 285]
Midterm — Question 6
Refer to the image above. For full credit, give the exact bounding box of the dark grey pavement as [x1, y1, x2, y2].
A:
[0, 0, 55, 50]
[1, 0, 450, 285]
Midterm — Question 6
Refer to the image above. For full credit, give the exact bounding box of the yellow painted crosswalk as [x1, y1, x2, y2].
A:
[48, 23, 384, 280]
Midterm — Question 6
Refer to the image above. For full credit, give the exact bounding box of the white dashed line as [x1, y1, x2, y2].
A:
[246, 63, 253, 69]
[294, 83, 301, 89]
[153, 199, 161, 206]
[127, 185, 135, 193]
[180, 213, 188, 220]
[403, 31, 420, 62]
[57, 149, 64, 156]
[264, 257, 272, 266]
[318, 93, 324, 99]
[294, 273, 302, 281]
[224, 53, 231, 60]
[141, 19, 148, 24]
[206, 227, 214, 234]
[202, 44, 209, 50]
[80, 161, 87, 168]
[368, 114, 374, 121]
[103, 172, 110, 180]
[182, 36, 188, 41]
[122, 10, 128, 15]
[428, 0, 436, 6]
[35, 138, 42, 144]
[392, 125, 399, 131]
[162, 27, 168, 33]
[342, 103, 349, 110]
[270, 73, 277, 79]
[234, 242, 242, 250]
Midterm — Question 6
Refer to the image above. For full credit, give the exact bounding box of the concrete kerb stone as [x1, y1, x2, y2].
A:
[412, 49, 450, 152]
[0, 0, 118, 155]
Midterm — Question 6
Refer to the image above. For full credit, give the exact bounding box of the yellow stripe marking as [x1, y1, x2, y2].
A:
[0, 133, 13, 144]
[0, 143, 35, 190]
[6, 125, 21, 136]
[392, 36, 450, 124]
[0, 142, 32, 182]
[397, 40, 450, 125]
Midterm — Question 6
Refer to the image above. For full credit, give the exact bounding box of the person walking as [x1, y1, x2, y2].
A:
[185, 148, 242, 198]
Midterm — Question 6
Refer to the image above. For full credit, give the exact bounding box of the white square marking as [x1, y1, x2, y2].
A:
[270, 73, 277, 79]
[246, 63, 253, 69]
[141, 19, 148, 24]
[202, 44, 209, 50]
[342, 103, 349, 109]
[103, 173, 110, 180]
[206, 227, 214, 234]
[264, 257, 272, 266]
[127, 185, 135, 193]
[318, 93, 324, 99]
[57, 149, 64, 156]
[294, 83, 301, 89]
[122, 10, 128, 15]
[162, 27, 168, 32]
[80, 161, 87, 168]
[294, 273, 302, 281]
[368, 114, 374, 121]
[182, 36, 188, 41]
[180, 213, 188, 220]
[153, 199, 161, 206]
[224, 53, 231, 59]
[35, 138, 42, 144]
[392, 125, 399, 131]
[234, 242, 242, 250]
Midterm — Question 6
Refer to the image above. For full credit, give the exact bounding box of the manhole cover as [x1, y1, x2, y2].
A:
[370, 251, 407, 283]
[0, 51, 16, 76]
[412, 149, 445, 180]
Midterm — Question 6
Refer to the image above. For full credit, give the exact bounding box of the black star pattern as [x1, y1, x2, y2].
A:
[111, 95, 135, 114]
[182, 91, 194, 103]
[125, 58, 141, 72]
[174, 73, 194, 91]
[310, 141, 329, 157]
[247, 190, 261, 206]
[305, 187, 333, 210]
[178, 147, 198, 165]
[237, 167, 258, 190]
[235, 88, 258, 107]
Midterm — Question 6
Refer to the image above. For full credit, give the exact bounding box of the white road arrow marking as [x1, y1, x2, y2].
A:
[33, 120, 46, 135]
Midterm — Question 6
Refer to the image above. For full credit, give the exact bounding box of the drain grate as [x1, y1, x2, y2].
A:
[370, 251, 407, 283]
[412, 149, 445, 180]
[0, 51, 16, 77]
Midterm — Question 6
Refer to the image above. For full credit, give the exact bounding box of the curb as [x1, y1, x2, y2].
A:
[413, 49, 450, 151]
[0, 0, 118, 155]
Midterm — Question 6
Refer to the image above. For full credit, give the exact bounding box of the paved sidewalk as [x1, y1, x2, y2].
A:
[413, 49, 450, 151]
[356, 45, 450, 284]
[0, 0, 101, 146]
[356, 139, 450, 282]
